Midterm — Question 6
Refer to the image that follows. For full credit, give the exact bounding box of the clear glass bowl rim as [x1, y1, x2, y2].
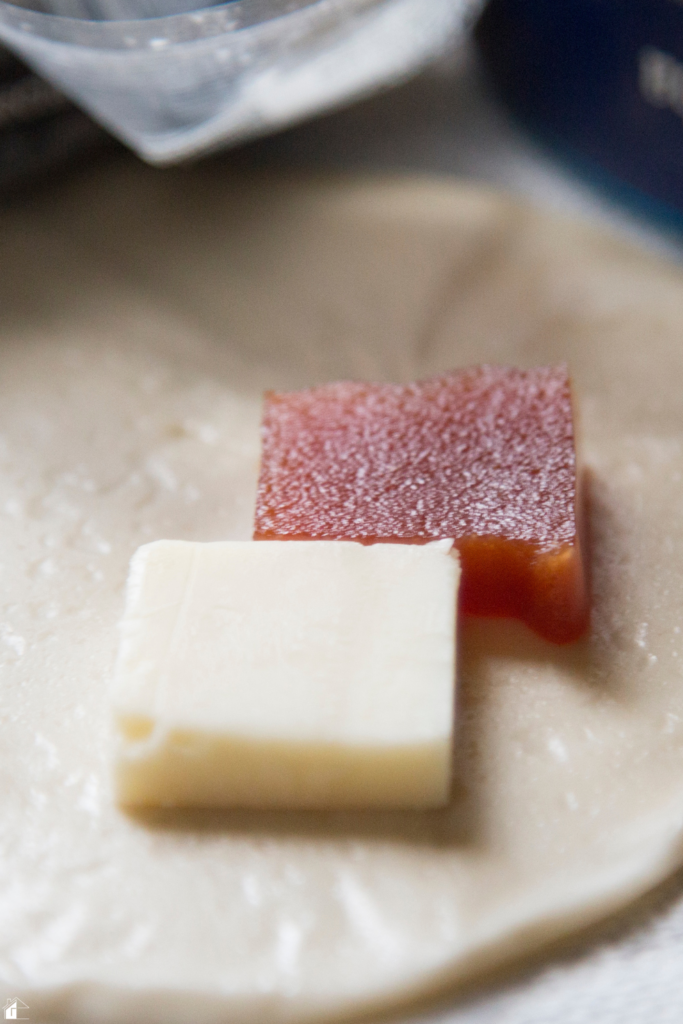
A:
[0, 0, 340, 47]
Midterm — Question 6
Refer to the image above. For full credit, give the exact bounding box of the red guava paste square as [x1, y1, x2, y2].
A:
[254, 365, 588, 643]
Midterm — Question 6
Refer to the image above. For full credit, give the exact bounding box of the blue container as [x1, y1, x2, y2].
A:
[476, 0, 683, 227]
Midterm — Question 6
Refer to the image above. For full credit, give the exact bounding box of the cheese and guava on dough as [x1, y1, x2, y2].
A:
[3, 164, 683, 1024]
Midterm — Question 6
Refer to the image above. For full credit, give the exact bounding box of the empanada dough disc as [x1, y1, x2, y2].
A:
[2, 156, 683, 1024]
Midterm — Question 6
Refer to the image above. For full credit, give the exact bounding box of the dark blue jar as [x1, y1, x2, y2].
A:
[476, 0, 683, 227]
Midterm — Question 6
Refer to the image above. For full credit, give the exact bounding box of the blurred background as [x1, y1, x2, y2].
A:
[1, 0, 683, 262]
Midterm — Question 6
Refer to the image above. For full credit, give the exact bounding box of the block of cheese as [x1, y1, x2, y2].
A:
[112, 538, 459, 809]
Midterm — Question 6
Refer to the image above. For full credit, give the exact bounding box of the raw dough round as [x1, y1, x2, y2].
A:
[2, 156, 683, 1024]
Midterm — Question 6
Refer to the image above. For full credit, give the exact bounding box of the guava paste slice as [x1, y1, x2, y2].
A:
[254, 365, 587, 643]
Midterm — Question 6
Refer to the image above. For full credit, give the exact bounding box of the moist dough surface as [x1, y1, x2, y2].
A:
[2, 157, 683, 1024]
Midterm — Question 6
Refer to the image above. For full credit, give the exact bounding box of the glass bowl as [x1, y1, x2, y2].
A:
[0, 0, 478, 163]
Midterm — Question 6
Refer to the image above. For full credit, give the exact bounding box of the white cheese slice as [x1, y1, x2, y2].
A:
[112, 538, 459, 809]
